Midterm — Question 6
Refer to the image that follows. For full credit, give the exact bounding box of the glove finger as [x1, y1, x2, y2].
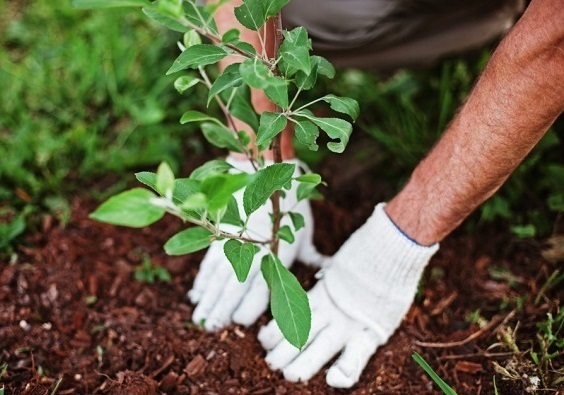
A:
[191, 265, 232, 327]
[232, 273, 270, 326]
[325, 327, 381, 388]
[188, 245, 223, 304]
[257, 318, 284, 351]
[282, 324, 349, 383]
[264, 311, 330, 370]
[204, 270, 261, 331]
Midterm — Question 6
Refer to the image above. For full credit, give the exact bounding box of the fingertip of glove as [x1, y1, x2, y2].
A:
[257, 322, 281, 350]
[326, 366, 357, 389]
[187, 289, 200, 304]
[283, 366, 308, 383]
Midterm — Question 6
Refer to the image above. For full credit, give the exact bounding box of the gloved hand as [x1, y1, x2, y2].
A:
[188, 155, 325, 331]
[258, 203, 439, 388]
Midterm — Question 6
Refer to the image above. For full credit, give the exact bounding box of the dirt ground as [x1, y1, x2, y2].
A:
[1, 143, 562, 395]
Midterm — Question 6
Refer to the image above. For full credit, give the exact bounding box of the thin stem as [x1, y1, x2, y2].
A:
[259, 26, 267, 59]
[157, 198, 270, 245]
[288, 87, 302, 111]
[292, 96, 325, 114]
[269, 12, 285, 255]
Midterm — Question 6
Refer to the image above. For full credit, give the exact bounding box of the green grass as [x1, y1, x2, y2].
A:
[0, 0, 209, 250]
[0, 0, 206, 205]
[412, 352, 458, 395]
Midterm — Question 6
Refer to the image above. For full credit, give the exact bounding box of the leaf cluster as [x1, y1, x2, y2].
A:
[80, 0, 357, 349]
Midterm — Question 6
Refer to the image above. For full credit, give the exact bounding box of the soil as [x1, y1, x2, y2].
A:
[1, 143, 563, 395]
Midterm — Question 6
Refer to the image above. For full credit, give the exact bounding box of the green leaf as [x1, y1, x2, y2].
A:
[240, 58, 286, 90]
[156, 162, 175, 198]
[312, 55, 335, 78]
[135, 172, 157, 190]
[321, 94, 360, 121]
[288, 212, 304, 231]
[0, 215, 26, 248]
[201, 123, 244, 153]
[278, 225, 295, 244]
[90, 188, 165, 228]
[201, 173, 251, 213]
[174, 76, 200, 94]
[190, 159, 233, 180]
[280, 27, 311, 51]
[511, 224, 536, 238]
[412, 353, 458, 395]
[229, 85, 259, 132]
[238, 130, 251, 147]
[294, 120, 319, 151]
[135, 176, 200, 218]
[180, 110, 220, 125]
[280, 47, 311, 77]
[234, 0, 266, 31]
[296, 173, 322, 184]
[73, 0, 148, 8]
[294, 56, 335, 90]
[222, 28, 240, 44]
[183, 30, 202, 48]
[183, 1, 218, 34]
[221, 196, 244, 227]
[203, 0, 231, 14]
[167, 44, 228, 75]
[243, 163, 295, 216]
[301, 114, 352, 153]
[142, 4, 188, 32]
[263, 0, 289, 18]
[232, 41, 257, 56]
[261, 255, 311, 349]
[164, 227, 214, 255]
[158, 0, 182, 18]
[180, 192, 207, 211]
[224, 240, 259, 282]
[295, 64, 318, 91]
[256, 112, 288, 150]
[264, 82, 289, 108]
[297, 183, 323, 201]
[547, 193, 564, 211]
[208, 70, 243, 106]
[172, 178, 201, 204]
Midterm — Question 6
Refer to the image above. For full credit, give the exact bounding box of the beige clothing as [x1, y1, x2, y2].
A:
[282, 0, 525, 71]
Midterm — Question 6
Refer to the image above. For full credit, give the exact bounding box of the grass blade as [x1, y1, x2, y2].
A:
[412, 353, 458, 395]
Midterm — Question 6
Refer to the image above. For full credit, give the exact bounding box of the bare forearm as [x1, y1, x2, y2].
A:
[386, 0, 564, 245]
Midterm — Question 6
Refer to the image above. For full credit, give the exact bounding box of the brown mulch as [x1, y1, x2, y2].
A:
[1, 146, 562, 395]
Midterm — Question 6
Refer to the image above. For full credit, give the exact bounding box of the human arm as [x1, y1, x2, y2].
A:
[260, 0, 564, 387]
[386, 0, 564, 245]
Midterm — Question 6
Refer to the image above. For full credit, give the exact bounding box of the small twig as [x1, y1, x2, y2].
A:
[414, 310, 516, 348]
[150, 354, 175, 378]
[437, 351, 517, 362]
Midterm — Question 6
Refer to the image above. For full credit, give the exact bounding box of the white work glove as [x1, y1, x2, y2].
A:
[258, 203, 439, 388]
[188, 155, 324, 331]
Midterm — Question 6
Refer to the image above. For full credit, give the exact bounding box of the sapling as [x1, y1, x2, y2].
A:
[76, 0, 359, 349]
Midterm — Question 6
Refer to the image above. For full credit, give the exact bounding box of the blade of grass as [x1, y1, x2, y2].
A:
[412, 353, 458, 395]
